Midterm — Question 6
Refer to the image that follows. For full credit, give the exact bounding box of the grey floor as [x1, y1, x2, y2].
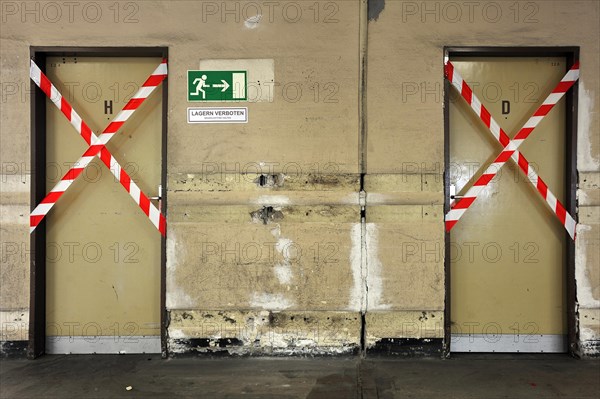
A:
[1, 355, 599, 398]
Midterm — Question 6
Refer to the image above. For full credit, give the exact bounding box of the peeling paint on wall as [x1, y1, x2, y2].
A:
[250, 293, 293, 310]
[168, 328, 187, 339]
[578, 82, 599, 171]
[272, 225, 294, 285]
[244, 14, 262, 29]
[253, 195, 291, 206]
[342, 192, 361, 205]
[247, 225, 295, 310]
[580, 327, 599, 342]
[167, 310, 361, 356]
[366, 223, 390, 310]
[577, 189, 591, 206]
[166, 231, 195, 309]
[250, 206, 284, 224]
[575, 224, 600, 308]
[0, 310, 28, 341]
[0, 205, 28, 225]
[349, 223, 365, 312]
[274, 264, 293, 285]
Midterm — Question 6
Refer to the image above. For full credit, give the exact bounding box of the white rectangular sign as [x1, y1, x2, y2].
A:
[199, 59, 275, 102]
[187, 107, 248, 123]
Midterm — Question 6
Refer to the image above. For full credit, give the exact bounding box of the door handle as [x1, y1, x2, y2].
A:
[150, 184, 162, 211]
[449, 184, 465, 200]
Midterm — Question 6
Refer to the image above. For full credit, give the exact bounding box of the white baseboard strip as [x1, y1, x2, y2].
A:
[46, 336, 161, 354]
[451, 334, 566, 353]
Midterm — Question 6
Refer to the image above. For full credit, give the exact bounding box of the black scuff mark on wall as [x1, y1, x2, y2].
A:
[580, 340, 600, 358]
[169, 338, 360, 357]
[368, 0, 385, 21]
[256, 174, 284, 188]
[367, 338, 443, 357]
[250, 206, 284, 225]
[218, 311, 237, 324]
[0, 341, 28, 358]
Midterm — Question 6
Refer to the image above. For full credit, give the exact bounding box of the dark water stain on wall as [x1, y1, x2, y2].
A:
[368, 0, 385, 21]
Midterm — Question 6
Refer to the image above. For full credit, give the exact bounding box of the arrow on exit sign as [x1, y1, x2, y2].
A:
[188, 70, 247, 101]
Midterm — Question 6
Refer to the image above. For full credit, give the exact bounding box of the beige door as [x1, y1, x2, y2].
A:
[45, 56, 163, 354]
[449, 57, 568, 352]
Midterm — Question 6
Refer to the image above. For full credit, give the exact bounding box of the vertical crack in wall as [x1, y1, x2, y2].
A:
[360, 174, 368, 356]
[349, 176, 368, 354]
[359, 0, 369, 174]
[358, 0, 369, 354]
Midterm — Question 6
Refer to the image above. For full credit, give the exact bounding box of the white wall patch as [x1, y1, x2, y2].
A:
[366, 223, 390, 310]
[166, 231, 196, 309]
[575, 224, 600, 309]
[199, 59, 275, 102]
[244, 14, 262, 29]
[250, 293, 293, 310]
[349, 223, 364, 312]
[577, 82, 599, 171]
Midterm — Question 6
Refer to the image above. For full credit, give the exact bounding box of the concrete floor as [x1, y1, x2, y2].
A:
[1, 355, 599, 398]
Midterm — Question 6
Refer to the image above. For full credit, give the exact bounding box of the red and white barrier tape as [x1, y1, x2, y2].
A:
[445, 61, 579, 239]
[29, 59, 167, 236]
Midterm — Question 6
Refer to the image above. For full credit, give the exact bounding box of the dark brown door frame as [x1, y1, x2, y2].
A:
[28, 47, 169, 359]
[443, 46, 579, 357]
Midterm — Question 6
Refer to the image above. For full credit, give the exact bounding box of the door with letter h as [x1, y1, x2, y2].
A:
[30, 51, 167, 355]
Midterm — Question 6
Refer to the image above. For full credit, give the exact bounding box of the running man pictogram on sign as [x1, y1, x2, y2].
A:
[188, 70, 246, 101]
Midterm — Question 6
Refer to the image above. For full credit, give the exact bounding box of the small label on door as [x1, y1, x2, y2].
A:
[187, 107, 248, 123]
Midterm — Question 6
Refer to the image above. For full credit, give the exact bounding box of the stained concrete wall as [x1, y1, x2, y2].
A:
[365, 0, 600, 356]
[0, 0, 598, 356]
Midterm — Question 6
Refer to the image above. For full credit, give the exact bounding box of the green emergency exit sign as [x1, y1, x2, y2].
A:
[188, 70, 247, 101]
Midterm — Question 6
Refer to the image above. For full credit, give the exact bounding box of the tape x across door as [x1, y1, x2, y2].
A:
[29, 59, 168, 236]
[445, 60, 579, 240]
